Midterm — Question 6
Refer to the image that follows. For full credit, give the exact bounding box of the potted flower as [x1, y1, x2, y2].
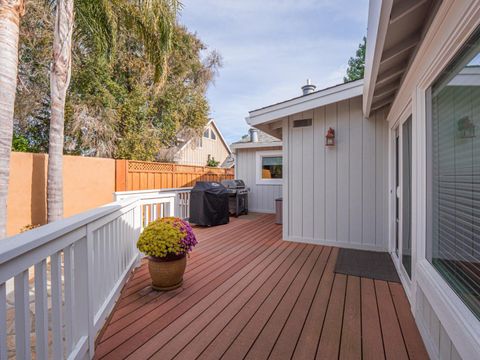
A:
[136, 217, 197, 290]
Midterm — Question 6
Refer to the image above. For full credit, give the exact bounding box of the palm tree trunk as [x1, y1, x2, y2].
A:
[0, 0, 25, 238]
[47, 0, 73, 222]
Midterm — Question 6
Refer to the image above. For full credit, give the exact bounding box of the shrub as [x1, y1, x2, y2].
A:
[137, 217, 197, 258]
[206, 157, 220, 167]
[20, 224, 41, 233]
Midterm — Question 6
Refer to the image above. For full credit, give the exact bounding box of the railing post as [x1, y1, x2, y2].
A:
[0, 283, 6, 360]
[14, 271, 30, 360]
[134, 201, 142, 261]
[85, 225, 95, 359]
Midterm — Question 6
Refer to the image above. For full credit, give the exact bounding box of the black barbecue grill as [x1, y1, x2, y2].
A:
[221, 179, 249, 217]
[189, 181, 229, 226]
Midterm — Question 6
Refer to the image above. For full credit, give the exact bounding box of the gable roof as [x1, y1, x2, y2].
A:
[246, 80, 363, 127]
[177, 119, 232, 155]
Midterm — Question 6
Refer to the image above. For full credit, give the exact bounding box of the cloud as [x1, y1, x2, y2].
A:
[179, 0, 368, 143]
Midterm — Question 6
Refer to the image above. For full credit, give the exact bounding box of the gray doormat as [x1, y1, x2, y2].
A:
[334, 248, 401, 283]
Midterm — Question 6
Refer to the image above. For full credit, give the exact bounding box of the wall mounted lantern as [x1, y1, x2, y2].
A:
[325, 127, 335, 146]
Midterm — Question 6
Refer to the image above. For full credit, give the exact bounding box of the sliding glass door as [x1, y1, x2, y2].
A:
[402, 117, 412, 278]
[394, 116, 413, 280]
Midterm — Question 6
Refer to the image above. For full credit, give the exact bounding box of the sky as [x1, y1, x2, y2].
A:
[178, 0, 369, 143]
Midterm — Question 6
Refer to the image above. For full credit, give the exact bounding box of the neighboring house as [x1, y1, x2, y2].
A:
[231, 129, 282, 213]
[158, 119, 232, 167]
[246, 1, 480, 359]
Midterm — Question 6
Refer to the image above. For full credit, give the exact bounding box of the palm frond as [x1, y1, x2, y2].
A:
[47, 0, 180, 81]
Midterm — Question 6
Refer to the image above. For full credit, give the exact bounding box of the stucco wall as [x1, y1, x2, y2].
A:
[7, 152, 115, 236]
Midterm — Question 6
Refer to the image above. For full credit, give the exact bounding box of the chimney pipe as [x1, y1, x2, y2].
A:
[301, 79, 316, 95]
[249, 128, 259, 143]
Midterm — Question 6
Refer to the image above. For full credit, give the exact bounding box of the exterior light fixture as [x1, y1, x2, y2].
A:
[325, 127, 335, 146]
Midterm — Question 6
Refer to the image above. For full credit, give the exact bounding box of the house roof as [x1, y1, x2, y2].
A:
[177, 119, 232, 155]
[246, 0, 441, 127]
[363, 0, 439, 117]
[246, 79, 363, 127]
[230, 130, 282, 151]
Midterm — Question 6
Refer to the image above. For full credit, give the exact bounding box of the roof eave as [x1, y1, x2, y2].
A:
[230, 141, 283, 152]
[247, 80, 364, 127]
[363, 0, 394, 118]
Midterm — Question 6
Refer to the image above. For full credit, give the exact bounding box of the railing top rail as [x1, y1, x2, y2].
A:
[0, 198, 138, 265]
[113, 187, 193, 197]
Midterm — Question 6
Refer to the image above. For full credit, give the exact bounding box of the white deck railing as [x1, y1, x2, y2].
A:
[0, 188, 191, 360]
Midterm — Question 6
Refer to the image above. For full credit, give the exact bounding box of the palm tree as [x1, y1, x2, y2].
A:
[47, 0, 179, 222]
[47, 0, 74, 222]
[0, 0, 26, 238]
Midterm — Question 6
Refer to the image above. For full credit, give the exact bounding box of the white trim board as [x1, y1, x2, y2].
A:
[247, 208, 276, 214]
[230, 141, 282, 151]
[363, 0, 394, 117]
[247, 80, 363, 126]
[284, 236, 388, 252]
[417, 260, 480, 360]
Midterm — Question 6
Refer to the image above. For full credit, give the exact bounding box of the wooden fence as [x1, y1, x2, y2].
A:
[115, 159, 234, 191]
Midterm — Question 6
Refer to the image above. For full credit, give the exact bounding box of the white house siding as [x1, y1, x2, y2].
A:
[284, 96, 389, 251]
[382, 2, 480, 359]
[177, 124, 230, 166]
[235, 146, 282, 213]
[415, 287, 462, 360]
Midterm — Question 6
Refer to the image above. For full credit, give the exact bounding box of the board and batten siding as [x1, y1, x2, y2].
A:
[177, 124, 230, 166]
[415, 287, 462, 360]
[235, 146, 282, 213]
[284, 96, 389, 250]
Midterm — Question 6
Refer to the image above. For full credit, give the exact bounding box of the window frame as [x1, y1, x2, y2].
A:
[255, 150, 283, 185]
[210, 129, 217, 140]
[425, 32, 480, 322]
[414, 19, 480, 359]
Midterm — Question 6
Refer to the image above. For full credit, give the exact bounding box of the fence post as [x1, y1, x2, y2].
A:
[172, 164, 177, 188]
[115, 160, 127, 192]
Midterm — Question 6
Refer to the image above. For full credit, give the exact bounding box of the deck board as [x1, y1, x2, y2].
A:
[94, 214, 428, 360]
[361, 278, 386, 360]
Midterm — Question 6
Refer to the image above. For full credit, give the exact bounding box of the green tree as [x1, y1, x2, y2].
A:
[344, 36, 366, 82]
[46, 0, 180, 222]
[15, 1, 219, 162]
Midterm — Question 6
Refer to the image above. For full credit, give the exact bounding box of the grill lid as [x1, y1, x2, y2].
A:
[221, 179, 246, 189]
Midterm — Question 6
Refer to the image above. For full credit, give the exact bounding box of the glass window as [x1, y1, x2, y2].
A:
[203, 129, 210, 138]
[210, 129, 217, 140]
[427, 27, 480, 320]
[261, 156, 282, 179]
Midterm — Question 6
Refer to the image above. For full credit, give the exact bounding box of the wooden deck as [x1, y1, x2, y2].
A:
[94, 214, 429, 360]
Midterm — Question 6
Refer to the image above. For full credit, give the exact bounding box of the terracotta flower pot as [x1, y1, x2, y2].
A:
[148, 254, 187, 291]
